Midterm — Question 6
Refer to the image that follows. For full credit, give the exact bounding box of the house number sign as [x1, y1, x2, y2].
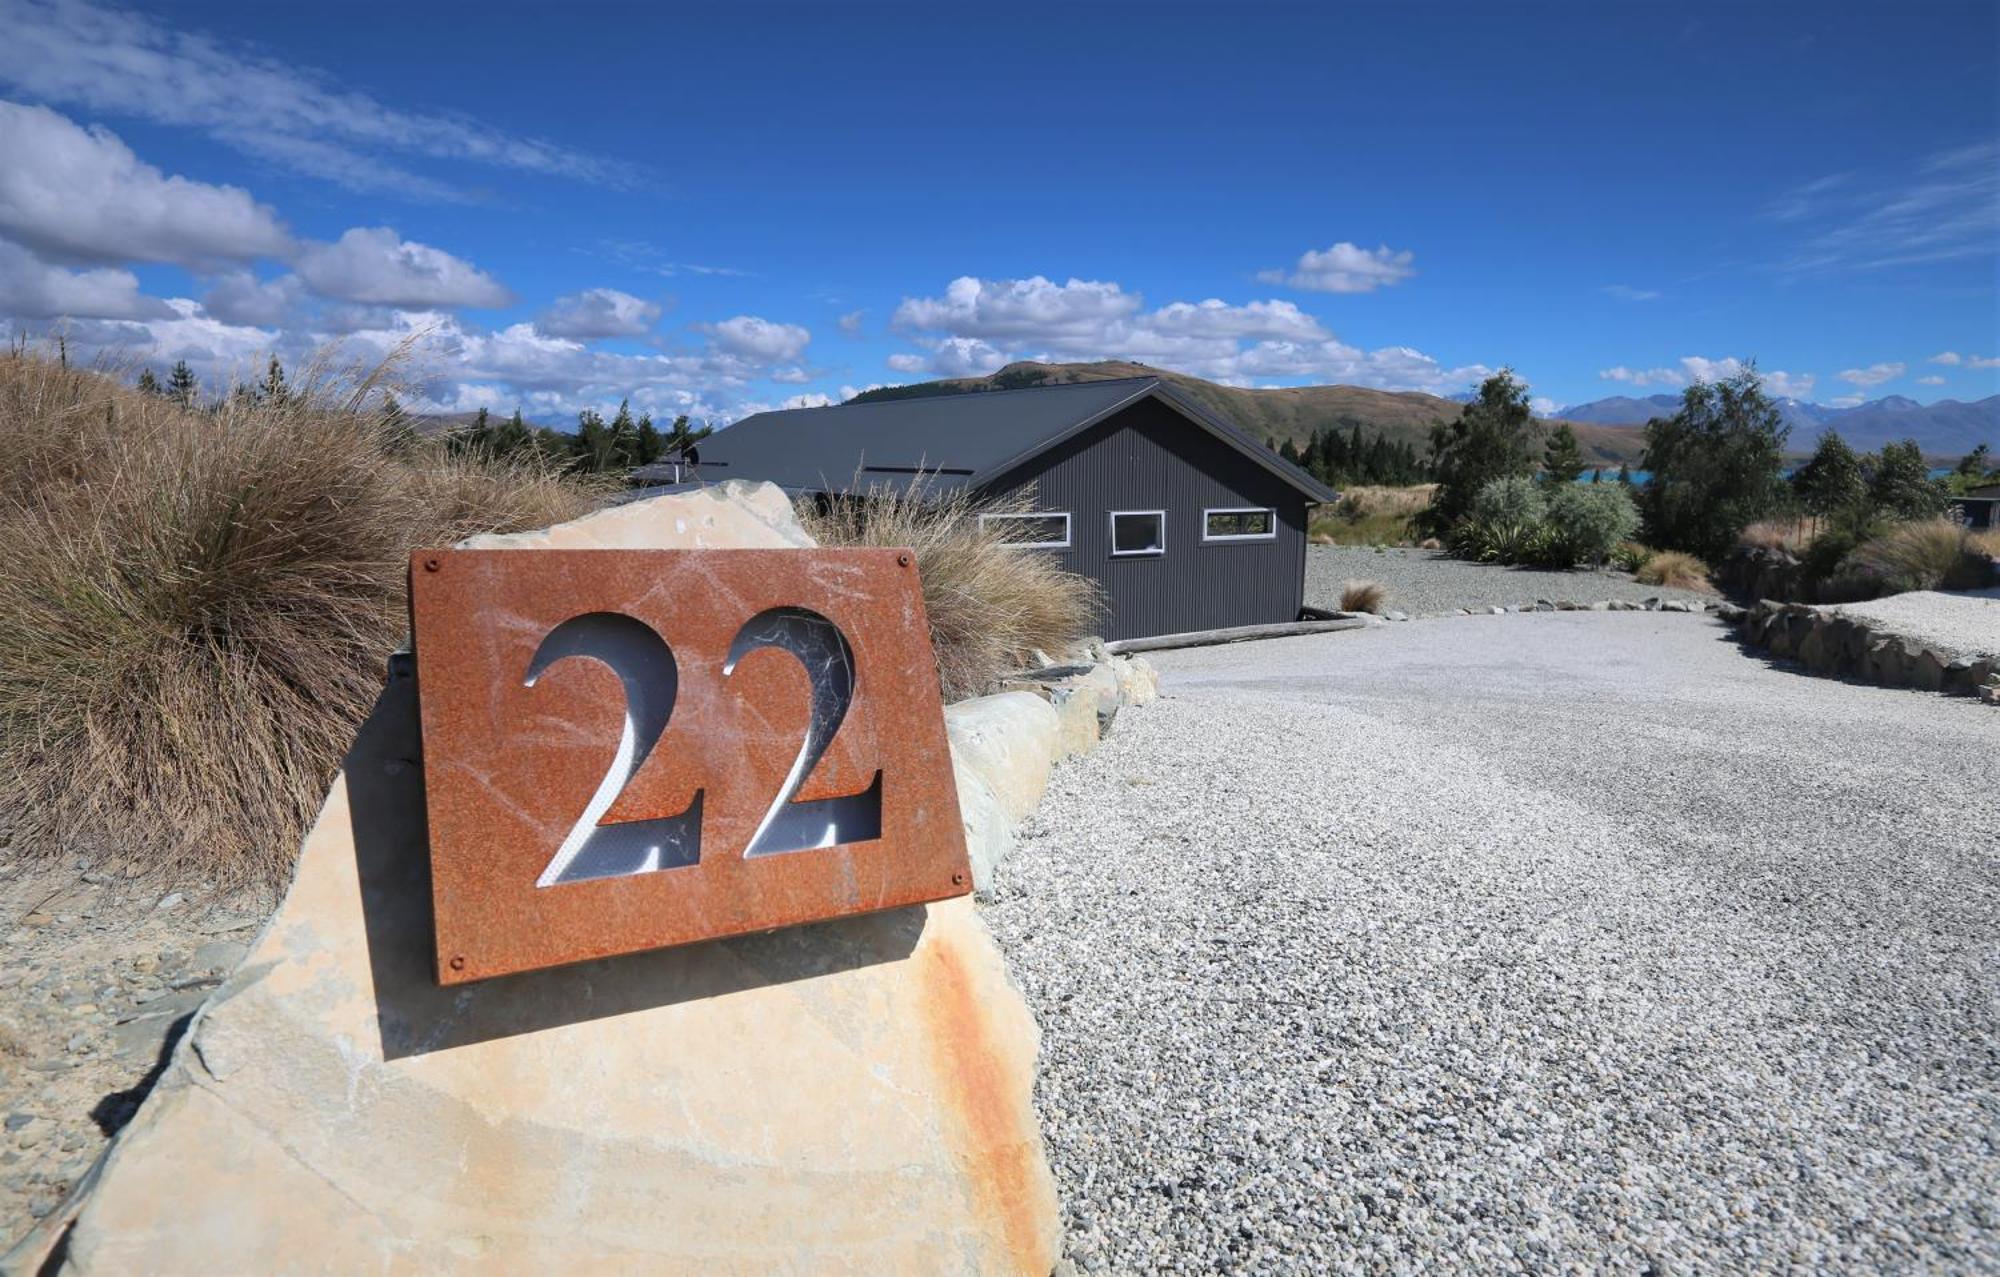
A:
[408, 548, 970, 984]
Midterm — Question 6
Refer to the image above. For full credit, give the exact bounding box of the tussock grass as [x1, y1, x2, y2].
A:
[1848, 519, 1993, 593]
[1970, 528, 2000, 559]
[1740, 518, 1817, 555]
[1634, 550, 1713, 591]
[798, 483, 1103, 702]
[0, 348, 604, 889]
[1339, 580, 1387, 614]
[1308, 483, 1434, 546]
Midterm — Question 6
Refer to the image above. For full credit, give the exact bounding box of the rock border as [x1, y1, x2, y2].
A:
[1719, 599, 2000, 702]
[946, 643, 1160, 896]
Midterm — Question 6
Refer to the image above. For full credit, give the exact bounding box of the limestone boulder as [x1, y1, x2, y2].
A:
[1048, 663, 1120, 759]
[1110, 655, 1159, 707]
[943, 693, 1061, 825]
[38, 483, 1059, 1275]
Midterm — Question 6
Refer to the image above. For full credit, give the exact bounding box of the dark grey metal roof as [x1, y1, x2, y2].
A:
[696, 377, 1336, 503]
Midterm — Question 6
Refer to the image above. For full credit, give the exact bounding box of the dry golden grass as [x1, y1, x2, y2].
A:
[1309, 483, 1434, 546]
[1634, 550, 1714, 591]
[1338, 579, 1387, 614]
[1970, 528, 2000, 558]
[798, 482, 1103, 702]
[0, 348, 605, 889]
[1849, 519, 1992, 592]
[1739, 518, 1818, 555]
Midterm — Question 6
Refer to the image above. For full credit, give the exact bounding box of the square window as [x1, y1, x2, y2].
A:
[1110, 510, 1165, 556]
[976, 512, 1071, 549]
[1203, 507, 1276, 541]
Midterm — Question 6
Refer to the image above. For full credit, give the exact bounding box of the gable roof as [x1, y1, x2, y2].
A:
[697, 377, 1337, 503]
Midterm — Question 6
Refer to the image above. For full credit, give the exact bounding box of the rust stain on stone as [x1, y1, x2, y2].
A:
[918, 930, 1052, 1273]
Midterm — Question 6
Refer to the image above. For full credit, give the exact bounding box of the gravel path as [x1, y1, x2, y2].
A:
[985, 613, 2000, 1273]
[1307, 545, 1711, 617]
[1831, 589, 2000, 661]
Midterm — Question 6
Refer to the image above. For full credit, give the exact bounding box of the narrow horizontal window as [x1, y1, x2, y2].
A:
[1203, 507, 1277, 542]
[1110, 510, 1166, 557]
[977, 511, 1071, 549]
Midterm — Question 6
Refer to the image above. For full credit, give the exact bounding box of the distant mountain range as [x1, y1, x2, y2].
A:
[852, 360, 1652, 466]
[1558, 391, 1997, 459]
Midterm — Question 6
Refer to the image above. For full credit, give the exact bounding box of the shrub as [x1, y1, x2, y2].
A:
[798, 482, 1103, 703]
[1546, 484, 1640, 565]
[1846, 519, 1993, 594]
[0, 348, 605, 889]
[1339, 579, 1386, 614]
[1472, 475, 1548, 526]
[1634, 550, 1713, 591]
[1447, 516, 1554, 566]
[1420, 370, 1537, 537]
[1610, 541, 1652, 573]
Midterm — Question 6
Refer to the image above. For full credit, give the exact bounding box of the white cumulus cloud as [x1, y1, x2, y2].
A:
[0, 239, 171, 320]
[1837, 361, 1905, 387]
[295, 228, 511, 309]
[1257, 242, 1416, 294]
[700, 315, 811, 363]
[0, 100, 292, 265]
[535, 287, 661, 340]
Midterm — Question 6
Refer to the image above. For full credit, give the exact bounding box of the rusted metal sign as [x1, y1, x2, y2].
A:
[408, 548, 970, 984]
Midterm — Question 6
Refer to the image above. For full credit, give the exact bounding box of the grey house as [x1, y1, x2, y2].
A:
[690, 378, 1336, 640]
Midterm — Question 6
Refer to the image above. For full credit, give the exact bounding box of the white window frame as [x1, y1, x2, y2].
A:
[1108, 509, 1167, 557]
[977, 510, 1072, 549]
[1201, 506, 1279, 543]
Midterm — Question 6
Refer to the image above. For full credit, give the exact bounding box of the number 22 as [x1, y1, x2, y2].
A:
[522, 606, 881, 887]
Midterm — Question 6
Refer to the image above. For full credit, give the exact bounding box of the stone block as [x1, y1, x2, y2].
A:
[943, 693, 1061, 825]
[38, 484, 1059, 1275]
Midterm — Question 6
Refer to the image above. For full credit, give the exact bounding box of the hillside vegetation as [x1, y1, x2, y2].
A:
[852, 359, 1649, 466]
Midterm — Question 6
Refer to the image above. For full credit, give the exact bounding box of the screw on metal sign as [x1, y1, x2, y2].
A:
[408, 548, 971, 984]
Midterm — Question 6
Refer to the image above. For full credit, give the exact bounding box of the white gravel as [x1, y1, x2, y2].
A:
[985, 613, 2000, 1273]
[1307, 546, 1711, 617]
[1830, 589, 2000, 661]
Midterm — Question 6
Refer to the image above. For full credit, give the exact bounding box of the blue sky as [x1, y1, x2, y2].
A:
[0, 0, 1994, 423]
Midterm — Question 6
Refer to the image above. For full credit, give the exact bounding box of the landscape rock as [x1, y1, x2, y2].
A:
[35, 483, 1059, 1275]
[1109, 656, 1159, 707]
[1047, 664, 1120, 759]
[943, 693, 1061, 825]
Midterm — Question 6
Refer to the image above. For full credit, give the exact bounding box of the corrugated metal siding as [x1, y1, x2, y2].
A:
[980, 399, 1311, 640]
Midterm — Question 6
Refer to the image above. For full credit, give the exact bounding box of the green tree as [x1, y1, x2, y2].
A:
[1617, 463, 1633, 487]
[1421, 370, 1537, 536]
[1953, 443, 1992, 481]
[634, 411, 664, 465]
[380, 395, 418, 451]
[607, 399, 638, 469]
[574, 409, 614, 471]
[493, 408, 532, 456]
[1541, 423, 1586, 487]
[135, 368, 161, 396]
[1789, 430, 1867, 532]
[259, 356, 290, 407]
[1637, 364, 1789, 561]
[1868, 439, 1949, 520]
[166, 360, 198, 407]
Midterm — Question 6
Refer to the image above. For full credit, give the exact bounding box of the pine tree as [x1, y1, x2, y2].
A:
[259, 356, 290, 407]
[167, 360, 198, 407]
[635, 412, 664, 465]
[494, 408, 532, 456]
[1541, 423, 1586, 486]
[608, 399, 638, 469]
[136, 368, 161, 396]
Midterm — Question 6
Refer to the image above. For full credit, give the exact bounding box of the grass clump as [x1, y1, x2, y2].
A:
[1308, 484, 1433, 546]
[0, 348, 604, 889]
[1634, 550, 1713, 591]
[1846, 519, 1994, 593]
[798, 482, 1103, 702]
[1339, 580, 1387, 614]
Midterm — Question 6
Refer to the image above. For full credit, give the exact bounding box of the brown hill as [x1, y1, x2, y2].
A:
[850, 360, 1647, 468]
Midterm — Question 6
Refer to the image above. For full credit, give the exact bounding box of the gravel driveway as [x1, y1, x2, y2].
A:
[1307, 545, 1712, 616]
[985, 613, 1999, 1273]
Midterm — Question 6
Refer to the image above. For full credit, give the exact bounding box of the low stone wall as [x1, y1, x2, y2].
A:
[947, 646, 1159, 896]
[1723, 599, 2000, 702]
